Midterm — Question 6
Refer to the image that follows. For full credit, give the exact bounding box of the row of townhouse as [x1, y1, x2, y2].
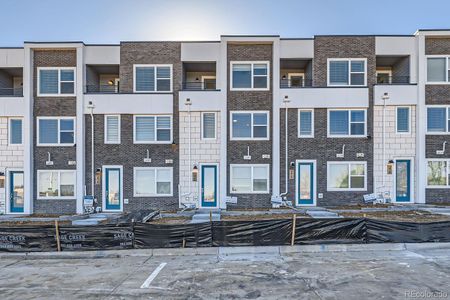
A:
[0, 30, 450, 215]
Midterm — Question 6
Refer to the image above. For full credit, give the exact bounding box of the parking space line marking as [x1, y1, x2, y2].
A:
[140, 262, 167, 289]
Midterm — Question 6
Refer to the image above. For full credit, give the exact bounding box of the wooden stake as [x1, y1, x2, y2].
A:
[209, 211, 212, 223]
[55, 220, 61, 252]
[291, 214, 297, 246]
[182, 238, 186, 248]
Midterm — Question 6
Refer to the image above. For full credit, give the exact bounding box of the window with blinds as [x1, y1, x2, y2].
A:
[9, 119, 23, 145]
[328, 109, 366, 137]
[134, 65, 172, 92]
[38, 68, 75, 96]
[134, 115, 172, 143]
[427, 107, 448, 133]
[328, 59, 366, 86]
[396, 107, 410, 133]
[105, 115, 121, 144]
[37, 117, 75, 146]
[298, 109, 314, 138]
[202, 112, 216, 139]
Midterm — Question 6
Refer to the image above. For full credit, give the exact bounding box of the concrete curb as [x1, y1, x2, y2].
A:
[0, 242, 449, 259]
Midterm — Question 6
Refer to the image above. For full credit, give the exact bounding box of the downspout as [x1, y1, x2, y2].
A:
[280, 96, 290, 198]
[180, 98, 193, 206]
[381, 93, 389, 197]
[87, 101, 95, 201]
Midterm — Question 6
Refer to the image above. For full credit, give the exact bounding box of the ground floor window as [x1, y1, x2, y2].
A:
[427, 160, 449, 187]
[327, 162, 366, 191]
[37, 170, 76, 199]
[230, 164, 269, 193]
[133, 167, 173, 196]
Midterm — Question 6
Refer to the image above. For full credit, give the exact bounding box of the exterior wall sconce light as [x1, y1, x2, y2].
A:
[192, 165, 198, 182]
[107, 80, 114, 85]
[95, 168, 102, 185]
[387, 160, 394, 175]
[171, 141, 178, 152]
[0, 172, 5, 189]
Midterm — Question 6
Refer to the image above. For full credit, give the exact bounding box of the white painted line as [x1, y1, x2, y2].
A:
[140, 262, 167, 289]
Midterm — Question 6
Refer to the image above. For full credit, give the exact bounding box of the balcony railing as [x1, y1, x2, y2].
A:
[85, 85, 119, 94]
[280, 79, 313, 88]
[182, 81, 217, 91]
[0, 88, 23, 97]
[376, 75, 410, 85]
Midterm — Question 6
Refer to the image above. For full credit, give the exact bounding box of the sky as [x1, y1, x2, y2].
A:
[1, 0, 450, 46]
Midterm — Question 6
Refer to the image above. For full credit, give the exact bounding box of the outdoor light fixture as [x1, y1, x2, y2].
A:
[192, 165, 198, 182]
[0, 172, 4, 189]
[282, 75, 286, 80]
[108, 80, 114, 85]
[95, 168, 102, 185]
[171, 141, 178, 152]
[387, 160, 394, 175]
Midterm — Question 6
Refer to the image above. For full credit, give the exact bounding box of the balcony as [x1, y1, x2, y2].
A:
[182, 62, 217, 91]
[280, 59, 313, 89]
[85, 64, 119, 94]
[376, 55, 411, 85]
[0, 67, 23, 97]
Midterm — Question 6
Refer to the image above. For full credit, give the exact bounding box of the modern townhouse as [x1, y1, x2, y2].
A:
[0, 29, 450, 215]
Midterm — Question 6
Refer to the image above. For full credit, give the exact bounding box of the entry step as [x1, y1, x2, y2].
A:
[306, 209, 341, 219]
[191, 209, 221, 223]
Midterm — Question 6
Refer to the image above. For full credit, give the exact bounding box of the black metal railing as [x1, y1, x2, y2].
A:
[376, 75, 410, 85]
[280, 79, 313, 88]
[182, 81, 217, 91]
[0, 87, 23, 97]
[85, 85, 120, 93]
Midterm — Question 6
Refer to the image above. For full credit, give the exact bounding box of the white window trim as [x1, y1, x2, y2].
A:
[133, 115, 173, 144]
[133, 64, 173, 93]
[327, 58, 367, 87]
[201, 112, 217, 140]
[201, 75, 216, 90]
[426, 55, 450, 85]
[37, 170, 76, 200]
[327, 109, 367, 138]
[396, 106, 411, 134]
[133, 167, 173, 197]
[36, 117, 76, 146]
[327, 161, 367, 191]
[37, 67, 76, 97]
[426, 105, 450, 135]
[298, 109, 314, 138]
[288, 73, 305, 87]
[8, 118, 23, 145]
[426, 159, 450, 188]
[230, 164, 270, 194]
[230, 61, 270, 91]
[104, 115, 121, 144]
[230, 111, 270, 141]
[376, 69, 393, 84]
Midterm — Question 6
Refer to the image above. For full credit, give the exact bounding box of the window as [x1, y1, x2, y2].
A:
[104, 115, 121, 144]
[202, 112, 216, 139]
[327, 162, 366, 191]
[134, 167, 173, 196]
[37, 170, 76, 199]
[231, 62, 269, 90]
[38, 68, 75, 96]
[9, 118, 22, 145]
[427, 57, 450, 83]
[328, 59, 366, 86]
[37, 117, 75, 146]
[134, 115, 172, 143]
[427, 107, 450, 133]
[396, 107, 410, 133]
[328, 109, 366, 137]
[230, 164, 269, 193]
[298, 109, 314, 137]
[134, 65, 172, 92]
[427, 160, 450, 187]
[230, 111, 269, 140]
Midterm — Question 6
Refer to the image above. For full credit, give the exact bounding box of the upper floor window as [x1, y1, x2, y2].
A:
[328, 109, 366, 137]
[427, 107, 450, 133]
[134, 65, 172, 92]
[396, 107, 410, 134]
[231, 62, 269, 90]
[38, 67, 75, 96]
[37, 117, 75, 146]
[133, 115, 172, 143]
[9, 118, 23, 145]
[230, 111, 269, 140]
[104, 115, 121, 144]
[298, 109, 314, 138]
[328, 59, 366, 86]
[202, 112, 216, 140]
[427, 57, 450, 83]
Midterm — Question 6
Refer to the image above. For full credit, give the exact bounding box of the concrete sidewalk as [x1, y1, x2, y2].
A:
[1, 242, 450, 260]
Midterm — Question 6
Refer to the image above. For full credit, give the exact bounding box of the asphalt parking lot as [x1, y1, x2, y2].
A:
[0, 246, 449, 299]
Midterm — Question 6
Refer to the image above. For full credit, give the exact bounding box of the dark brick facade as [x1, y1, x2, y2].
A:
[33, 49, 77, 214]
[425, 37, 450, 203]
[226, 43, 273, 208]
[279, 36, 375, 206]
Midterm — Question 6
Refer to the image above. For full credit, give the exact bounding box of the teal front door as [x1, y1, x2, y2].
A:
[9, 171, 24, 213]
[201, 165, 217, 207]
[104, 168, 121, 210]
[396, 160, 411, 202]
[297, 162, 314, 205]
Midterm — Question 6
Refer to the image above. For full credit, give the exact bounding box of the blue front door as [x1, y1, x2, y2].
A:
[9, 171, 24, 213]
[396, 160, 411, 202]
[201, 165, 217, 207]
[297, 162, 314, 205]
[105, 168, 121, 210]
